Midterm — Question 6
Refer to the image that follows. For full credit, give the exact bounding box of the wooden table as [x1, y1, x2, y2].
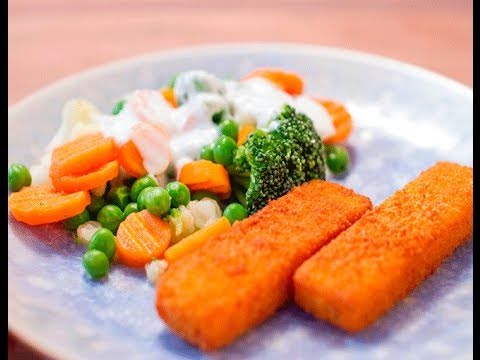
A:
[8, 0, 472, 358]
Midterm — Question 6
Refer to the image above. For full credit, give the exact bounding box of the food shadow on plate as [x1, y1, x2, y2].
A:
[157, 239, 472, 359]
[8, 214, 81, 256]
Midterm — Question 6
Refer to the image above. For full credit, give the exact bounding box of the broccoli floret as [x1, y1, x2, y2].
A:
[226, 145, 251, 177]
[242, 104, 326, 214]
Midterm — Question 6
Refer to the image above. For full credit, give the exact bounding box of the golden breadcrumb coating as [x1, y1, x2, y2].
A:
[156, 180, 372, 350]
[294, 162, 473, 332]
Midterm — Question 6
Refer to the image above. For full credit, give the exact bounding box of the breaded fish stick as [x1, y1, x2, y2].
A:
[156, 180, 372, 350]
[294, 162, 473, 333]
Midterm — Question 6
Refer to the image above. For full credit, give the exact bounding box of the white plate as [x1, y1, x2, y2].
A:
[8, 43, 473, 360]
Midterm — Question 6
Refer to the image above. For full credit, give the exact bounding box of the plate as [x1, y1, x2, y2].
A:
[8, 43, 473, 360]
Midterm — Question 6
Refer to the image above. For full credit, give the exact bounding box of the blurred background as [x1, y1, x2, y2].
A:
[8, 0, 472, 358]
[9, 0, 472, 106]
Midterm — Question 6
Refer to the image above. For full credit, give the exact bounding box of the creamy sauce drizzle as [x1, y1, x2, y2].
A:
[31, 70, 335, 184]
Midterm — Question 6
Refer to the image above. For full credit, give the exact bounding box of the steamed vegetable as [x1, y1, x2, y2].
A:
[88, 228, 116, 260]
[8, 185, 91, 225]
[243, 68, 304, 95]
[144, 187, 171, 217]
[118, 141, 147, 178]
[83, 249, 109, 279]
[115, 210, 171, 267]
[316, 99, 353, 144]
[52, 160, 119, 193]
[164, 216, 231, 263]
[325, 144, 350, 175]
[179, 160, 231, 199]
[166, 181, 191, 208]
[8, 163, 32, 192]
[223, 203, 248, 224]
[230, 104, 326, 214]
[63, 209, 90, 231]
[97, 204, 124, 233]
[237, 124, 255, 146]
[49, 133, 117, 179]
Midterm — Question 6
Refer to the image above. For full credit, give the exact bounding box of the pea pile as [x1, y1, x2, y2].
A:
[72, 176, 194, 279]
[199, 116, 249, 218]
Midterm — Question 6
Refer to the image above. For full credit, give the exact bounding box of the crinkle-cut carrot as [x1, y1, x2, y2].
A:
[243, 68, 304, 95]
[179, 160, 231, 198]
[115, 210, 171, 267]
[118, 140, 147, 178]
[50, 132, 117, 178]
[161, 87, 178, 108]
[164, 217, 231, 263]
[52, 160, 119, 193]
[237, 124, 255, 146]
[8, 184, 91, 225]
[315, 99, 353, 144]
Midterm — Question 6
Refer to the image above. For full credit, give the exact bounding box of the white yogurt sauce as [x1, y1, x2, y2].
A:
[224, 77, 335, 138]
[31, 70, 335, 184]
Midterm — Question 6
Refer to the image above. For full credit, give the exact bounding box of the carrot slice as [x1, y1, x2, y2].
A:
[115, 210, 171, 267]
[50, 132, 117, 178]
[118, 140, 147, 178]
[8, 185, 91, 225]
[237, 124, 255, 146]
[160, 87, 178, 108]
[179, 160, 231, 198]
[52, 160, 119, 193]
[315, 99, 353, 144]
[164, 217, 231, 263]
[243, 68, 304, 95]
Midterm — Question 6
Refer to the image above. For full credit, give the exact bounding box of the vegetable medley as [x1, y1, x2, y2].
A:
[8, 68, 353, 282]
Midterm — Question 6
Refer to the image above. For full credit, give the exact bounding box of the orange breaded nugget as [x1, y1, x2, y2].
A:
[156, 180, 372, 350]
[294, 161, 473, 333]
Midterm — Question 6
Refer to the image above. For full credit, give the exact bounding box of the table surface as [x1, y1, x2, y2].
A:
[8, 0, 472, 107]
[8, 0, 472, 359]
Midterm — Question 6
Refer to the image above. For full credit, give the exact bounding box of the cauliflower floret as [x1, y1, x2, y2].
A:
[76, 221, 102, 246]
[187, 198, 222, 230]
[90, 183, 107, 197]
[166, 205, 196, 244]
[145, 259, 169, 284]
[30, 99, 100, 185]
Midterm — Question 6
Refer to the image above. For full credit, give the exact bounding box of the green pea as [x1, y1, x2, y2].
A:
[63, 209, 90, 231]
[144, 187, 171, 217]
[325, 145, 350, 176]
[8, 163, 32, 192]
[88, 228, 116, 260]
[107, 185, 130, 210]
[82, 249, 109, 279]
[219, 120, 238, 141]
[96, 205, 124, 233]
[112, 100, 126, 115]
[191, 191, 220, 202]
[213, 135, 237, 165]
[200, 144, 214, 161]
[123, 202, 139, 217]
[166, 181, 190, 208]
[87, 196, 106, 217]
[223, 203, 248, 224]
[136, 187, 153, 210]
[130, 176, 157, 201]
